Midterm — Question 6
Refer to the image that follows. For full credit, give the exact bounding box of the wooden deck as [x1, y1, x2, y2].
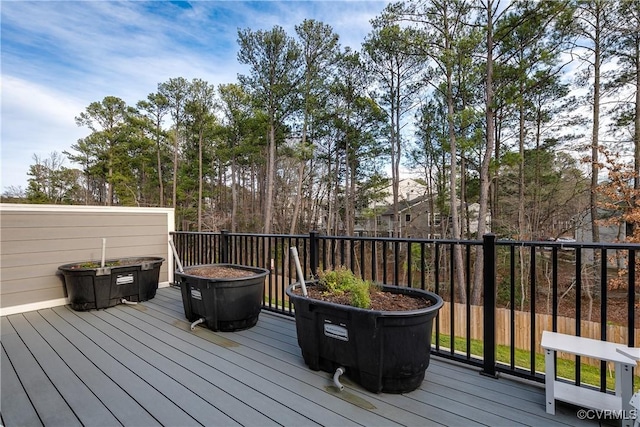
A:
[1, 286, 598, 426]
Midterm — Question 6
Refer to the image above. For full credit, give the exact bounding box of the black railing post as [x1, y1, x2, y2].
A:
[220, 230, 229, 264]
[309, 230, 319, 278]
[481, 233, 498, 378]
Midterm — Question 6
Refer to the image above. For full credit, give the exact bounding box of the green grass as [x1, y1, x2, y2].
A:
[263, 295, 293, 311]
[434, 333, 640, 392]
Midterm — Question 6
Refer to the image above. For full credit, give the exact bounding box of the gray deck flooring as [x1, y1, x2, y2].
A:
[1, 286, 597, 427]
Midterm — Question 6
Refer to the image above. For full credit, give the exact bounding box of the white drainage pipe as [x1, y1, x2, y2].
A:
[190, 318, 205, 330]
[169, 237, 185, 273]
[290, 247, 308, 297]
[101, 238, 107, 268]
[121, 298, 137, 305]
[333, 367, 345, 391]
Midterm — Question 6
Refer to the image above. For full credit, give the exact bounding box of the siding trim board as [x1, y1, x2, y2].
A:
[0, 204, 175, 314]
[1, 298, 71, 317]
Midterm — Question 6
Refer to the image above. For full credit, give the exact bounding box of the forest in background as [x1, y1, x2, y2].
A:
[3, 0, 639, 250]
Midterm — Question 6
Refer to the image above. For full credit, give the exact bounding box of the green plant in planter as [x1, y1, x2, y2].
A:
[317, 266, 374, 309]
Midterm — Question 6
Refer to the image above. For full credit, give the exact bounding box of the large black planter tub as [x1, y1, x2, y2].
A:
[175, 263, 269, 332]
[58, 256, 165, 311]
[286, 281, 443, 394]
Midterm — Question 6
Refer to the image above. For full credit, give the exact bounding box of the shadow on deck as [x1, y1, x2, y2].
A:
[1, 286, 598, 426]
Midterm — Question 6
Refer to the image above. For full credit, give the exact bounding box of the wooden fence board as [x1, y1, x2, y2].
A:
[435, 302, 639, 369]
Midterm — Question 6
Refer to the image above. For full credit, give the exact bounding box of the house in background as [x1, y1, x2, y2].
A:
[574, 209, 626, 243]
[355, 178, 433, 237]
[355, 178, 489, 238]
[376, 178, 430, 206]
[353, 194, 434, 238]
[573, 208, 626, 267]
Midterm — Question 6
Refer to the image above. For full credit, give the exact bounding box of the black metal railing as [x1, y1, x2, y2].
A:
[170, 230, 639, 388]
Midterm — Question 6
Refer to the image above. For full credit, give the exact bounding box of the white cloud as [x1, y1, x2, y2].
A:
[1, 76, 88, 189]
[1, 0, 390, 192]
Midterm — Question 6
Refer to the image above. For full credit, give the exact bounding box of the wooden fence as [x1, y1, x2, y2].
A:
[437, 302, 640, 368]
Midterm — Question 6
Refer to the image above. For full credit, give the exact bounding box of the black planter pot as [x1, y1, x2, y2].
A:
[176, 264, 269, 332]
[58, 257, 165, 311]
[286, 281, 443, 394]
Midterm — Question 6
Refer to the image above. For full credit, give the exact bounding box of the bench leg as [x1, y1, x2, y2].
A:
[618, 362, 633, 427]
[545, 348, 555, 415]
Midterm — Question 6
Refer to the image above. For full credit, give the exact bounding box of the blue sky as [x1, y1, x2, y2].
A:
[1, 1, 389, 192]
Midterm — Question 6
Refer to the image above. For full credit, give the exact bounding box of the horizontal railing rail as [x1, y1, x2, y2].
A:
[170, 230, 639, 389]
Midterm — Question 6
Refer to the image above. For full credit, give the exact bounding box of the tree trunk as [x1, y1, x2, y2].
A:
[156, 119, 164, 207]
[107, 158, 113, 206]
[460, 156, 466, 238]
[448, 93, 466, 302]
[172, 131, 178, 210]
[264, 122, 276, 234]
[632, 34, 640, 241]
[345, 107, 355, 237]
[590, 13, 601, 243]
[636, 34, 640, 191]
[387, 64, 401, 238]
[289, 161, 305, 235]
[518, 83, 527, 310]
[471, 2, 496, 305]
[290, 66, 312, 235]
[198, 130, 203, 232]
[231, 157, 238, 233]
[441, 22, 466, 303]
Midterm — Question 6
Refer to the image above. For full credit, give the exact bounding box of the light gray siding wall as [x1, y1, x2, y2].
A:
[0, 204, 174, 313]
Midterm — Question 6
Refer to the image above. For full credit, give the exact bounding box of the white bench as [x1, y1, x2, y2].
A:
[541, 331, 636, 427]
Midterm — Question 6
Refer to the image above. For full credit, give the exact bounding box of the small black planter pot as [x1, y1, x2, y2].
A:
[58, 257, 165, 311]
[175, 264, 269, 332]
[286, 281, 443, 394]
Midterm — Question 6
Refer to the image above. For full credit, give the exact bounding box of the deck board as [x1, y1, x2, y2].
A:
[128, 298, 400, 426]
[1, 344, 43, 427]
[11, 313, 121, 427]
[1, 286, 601, 427]
[1, 316, 82, 427]
[49, 306, 197, 426]
[129, 298, 435, 426]
[27, 309, 160, 426]
[37, 308, 163, 426]
[69, 308, 244, 427]
[102, 305, 319, 426]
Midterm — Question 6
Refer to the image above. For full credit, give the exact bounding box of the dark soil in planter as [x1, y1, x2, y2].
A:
[183, 266, 255, 279]
[291, 286, 433, 311]
[66, 258, 160, 269]
[177, 264, 269, 332]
